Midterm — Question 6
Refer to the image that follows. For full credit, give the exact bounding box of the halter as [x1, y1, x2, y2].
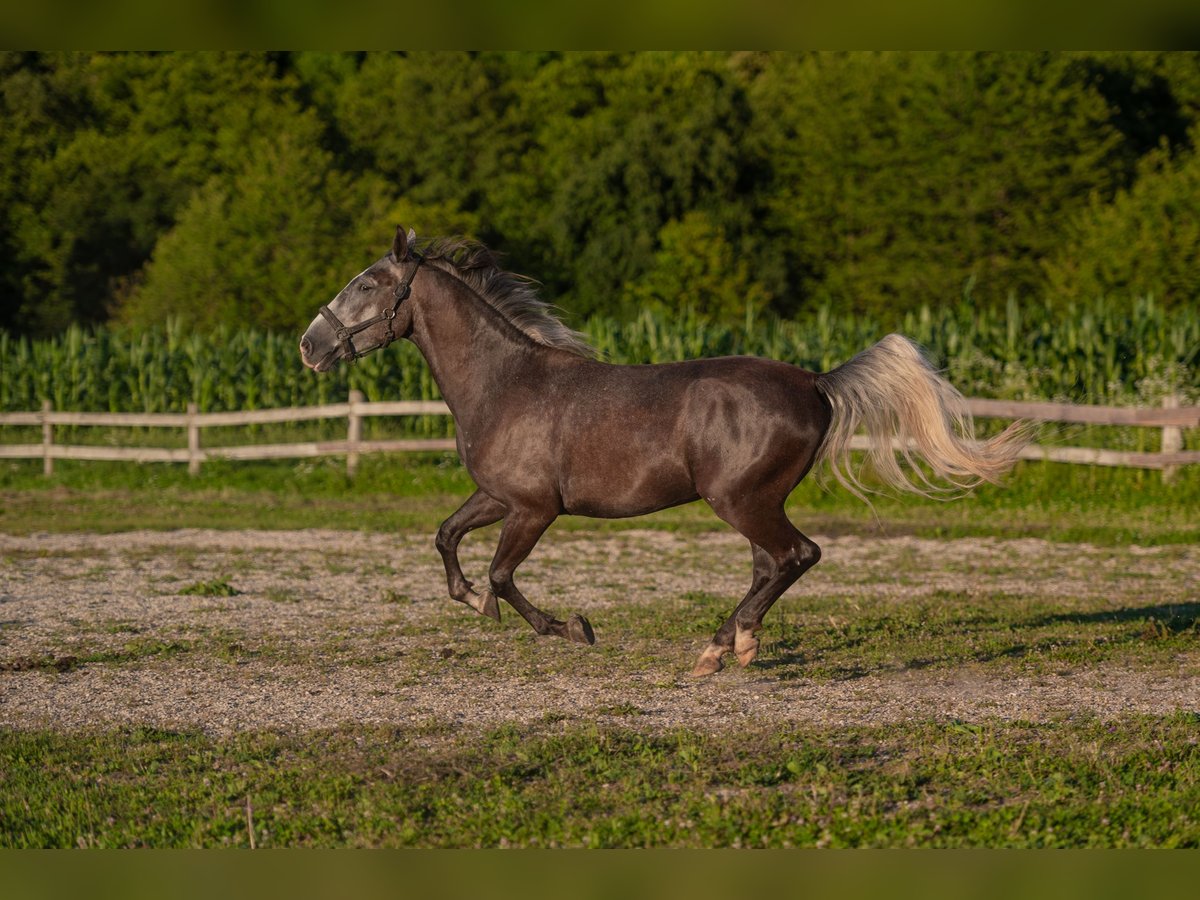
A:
[318, 253, 424, 361]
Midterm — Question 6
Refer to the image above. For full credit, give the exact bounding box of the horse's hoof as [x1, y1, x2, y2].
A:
[690, 644, 726, 677]
[734, 627, 759, 668]
[462, 589, 501, 621]
[566, 614, 595, 645]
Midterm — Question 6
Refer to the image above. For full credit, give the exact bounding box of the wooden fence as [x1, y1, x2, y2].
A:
[1, 391, 1197, 481]
[0, 391, 453, 478]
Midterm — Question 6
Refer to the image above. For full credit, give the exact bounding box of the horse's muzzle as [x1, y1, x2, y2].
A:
[299, 333, 338, 372]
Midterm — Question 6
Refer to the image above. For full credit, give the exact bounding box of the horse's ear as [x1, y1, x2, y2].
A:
[392, 225, 409, 260]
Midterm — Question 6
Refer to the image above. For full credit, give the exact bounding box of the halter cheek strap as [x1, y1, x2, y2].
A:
[319, 253, 424, 361]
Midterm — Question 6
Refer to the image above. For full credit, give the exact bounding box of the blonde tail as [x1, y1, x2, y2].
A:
[813, 334, 1031, 505]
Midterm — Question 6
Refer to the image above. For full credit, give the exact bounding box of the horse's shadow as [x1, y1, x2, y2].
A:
[1023, 602, 1200, 631]
[753, 601, 1200, 681]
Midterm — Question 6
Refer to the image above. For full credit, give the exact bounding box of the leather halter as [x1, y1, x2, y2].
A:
[318, 253, 424, 361]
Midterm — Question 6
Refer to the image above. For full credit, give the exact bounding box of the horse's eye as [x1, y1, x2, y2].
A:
[359, 283, 372, 291]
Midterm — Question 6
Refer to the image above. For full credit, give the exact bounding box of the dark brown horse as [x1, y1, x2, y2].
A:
[300, 227, 1027, 676]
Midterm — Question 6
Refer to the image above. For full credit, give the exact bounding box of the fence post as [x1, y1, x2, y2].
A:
[347, 389, 364, 477]
[187, 402, 201, 476]
[41, 399, 53, 477]
[1161, 394, 1182, 484]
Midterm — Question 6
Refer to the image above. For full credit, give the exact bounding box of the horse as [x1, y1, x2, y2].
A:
[300, 227, 1028, 676]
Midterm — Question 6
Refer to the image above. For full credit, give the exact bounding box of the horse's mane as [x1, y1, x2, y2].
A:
[415, 236, 596, 359]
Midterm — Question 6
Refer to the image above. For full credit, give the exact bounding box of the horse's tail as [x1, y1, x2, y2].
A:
[813, 333, 1031, 505]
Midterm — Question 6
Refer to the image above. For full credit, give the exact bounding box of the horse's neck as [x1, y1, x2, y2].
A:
[409, 276, 543, 433]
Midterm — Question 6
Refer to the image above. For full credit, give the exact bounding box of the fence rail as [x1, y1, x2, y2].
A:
[1, 392, 1196, 481]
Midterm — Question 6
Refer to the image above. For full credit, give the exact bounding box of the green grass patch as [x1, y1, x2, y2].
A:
[761, 595, 1200, 681]
[0, 455, 1196, 545]
[447, 587, 1198, 684]
[3, 716, 1198, 848]
[178, 578, 240, 598]
[0, 452, 473, 497]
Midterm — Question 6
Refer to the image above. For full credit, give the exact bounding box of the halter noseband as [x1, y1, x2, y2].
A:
[318, 253, 424, 361]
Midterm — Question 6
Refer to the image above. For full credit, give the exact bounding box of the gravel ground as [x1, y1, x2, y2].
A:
[2, 528, 1197, 737]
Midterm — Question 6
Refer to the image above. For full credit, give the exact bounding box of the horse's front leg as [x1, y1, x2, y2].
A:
[488, 508, 595, 645]
[435, 488, 507, 620]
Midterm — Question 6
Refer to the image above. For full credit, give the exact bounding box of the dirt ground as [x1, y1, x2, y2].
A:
[2, 528, 1197, 737]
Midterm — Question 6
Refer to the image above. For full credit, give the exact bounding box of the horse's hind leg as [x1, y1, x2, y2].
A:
[691, 544, 773, 676]
[436, 489, 506, 620]
[488, 509, 595, 646]
[694, 504, 821, 674]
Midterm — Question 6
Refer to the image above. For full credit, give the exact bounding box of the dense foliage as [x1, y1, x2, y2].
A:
[3, 51, 1200, 338]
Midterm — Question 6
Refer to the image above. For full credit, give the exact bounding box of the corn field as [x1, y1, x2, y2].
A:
[588, 296, 1199, 408]
[1, 297, 1197, 446]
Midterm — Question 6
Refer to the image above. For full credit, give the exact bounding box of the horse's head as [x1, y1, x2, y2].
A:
[300, 226, 423, 372]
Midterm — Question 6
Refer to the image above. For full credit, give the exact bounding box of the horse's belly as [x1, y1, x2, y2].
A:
[560, 450, 696, 518]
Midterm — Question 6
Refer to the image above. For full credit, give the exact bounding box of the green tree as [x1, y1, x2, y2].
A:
[0, 52, 97, 333]
[1043, 139, 1200, 308]
[486, 51, 756, 317]
[5, 51, 1200, 335]
[623, 211, 770, 324]
[328, 51, 525, 211]
[119, 122, 395, 331]
[7, 52, 310, 334]
[744, 52, 1132, 315]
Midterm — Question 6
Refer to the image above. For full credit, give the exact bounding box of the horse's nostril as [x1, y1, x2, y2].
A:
[300, 336, 312, 357]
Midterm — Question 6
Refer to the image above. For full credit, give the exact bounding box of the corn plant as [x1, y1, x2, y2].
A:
[1, 297, 1196, 447]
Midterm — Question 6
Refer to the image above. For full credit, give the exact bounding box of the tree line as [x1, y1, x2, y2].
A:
[2, 51, 1199, 338]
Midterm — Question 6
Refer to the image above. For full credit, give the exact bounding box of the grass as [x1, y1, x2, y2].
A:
[3, 449, 1197, 850]
[578, 586, 1200, 683]
[178, 578, 240, 597]
[2, 716, 1198, 848]
[0, 454, 1197, 545]
[769, 596, 1200, 680]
